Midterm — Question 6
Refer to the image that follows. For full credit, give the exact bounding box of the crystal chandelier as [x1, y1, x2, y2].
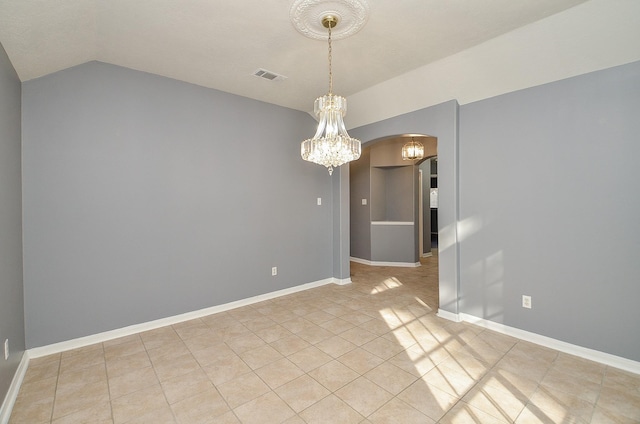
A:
[301, 15, 361, 175]
[402, 137, 425, 160]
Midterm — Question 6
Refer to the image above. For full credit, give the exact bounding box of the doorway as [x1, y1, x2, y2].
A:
[349, 134, 437, 267]
[418, 156, 438, 258]
[341, 100, 460, 318]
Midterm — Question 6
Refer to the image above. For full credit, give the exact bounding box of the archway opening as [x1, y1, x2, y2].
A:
[350, 134, 437, 265]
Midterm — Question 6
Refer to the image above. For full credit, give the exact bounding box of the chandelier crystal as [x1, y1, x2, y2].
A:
[301, 15, 361, 175]
[401, 137, 425, 160]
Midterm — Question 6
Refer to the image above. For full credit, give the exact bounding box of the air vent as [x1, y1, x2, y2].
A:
[253, 68, 287, 82]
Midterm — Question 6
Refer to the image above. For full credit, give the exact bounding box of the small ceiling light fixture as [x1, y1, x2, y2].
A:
[402, 137, 425, 161]
[300, 15, 361, 175]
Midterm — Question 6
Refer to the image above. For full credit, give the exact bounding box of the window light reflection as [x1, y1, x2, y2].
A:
[370, 277, 403, 294]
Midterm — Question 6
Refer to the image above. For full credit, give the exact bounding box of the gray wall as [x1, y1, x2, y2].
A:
[332, 165, 350, 281]
[349, 148, 370, 260]
[380, 167, 414, 222]
[22, 62, 333, 348]
[370, 167, 386, 222]
[371, 225, 416, 263]
[0, 42, 25, 404]
[459, 61, 640, 361]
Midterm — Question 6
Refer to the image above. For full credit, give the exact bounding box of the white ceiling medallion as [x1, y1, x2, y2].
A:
[290, 0, 370, 40]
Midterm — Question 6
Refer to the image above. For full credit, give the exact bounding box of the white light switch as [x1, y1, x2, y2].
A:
[362, 199, 367, 205]
[317, 197, 322, 205]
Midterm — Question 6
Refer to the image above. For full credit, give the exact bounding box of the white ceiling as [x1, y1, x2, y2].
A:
[0, 0, 591, 114]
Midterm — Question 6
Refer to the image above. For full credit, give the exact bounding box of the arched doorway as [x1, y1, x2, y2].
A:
[349, 134, 437, 266]
[339, 100, 460, 318]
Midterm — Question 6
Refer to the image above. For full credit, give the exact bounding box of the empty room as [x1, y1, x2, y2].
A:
[1, 1, 639, 423]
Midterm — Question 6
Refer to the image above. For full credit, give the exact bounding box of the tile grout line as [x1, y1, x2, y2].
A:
[148, 339, 180, 424]
[50, 354, 62, 423]
[433, 328, 513, 424]
[102, 343, 115, 424]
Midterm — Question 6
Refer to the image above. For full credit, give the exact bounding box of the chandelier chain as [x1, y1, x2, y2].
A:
[328, 22, 333, 94]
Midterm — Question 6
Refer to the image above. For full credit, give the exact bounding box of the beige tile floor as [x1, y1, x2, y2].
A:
[10, 253, 640, 423]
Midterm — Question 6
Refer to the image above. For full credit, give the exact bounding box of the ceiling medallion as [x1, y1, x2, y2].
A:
[290, 0, 370, 40]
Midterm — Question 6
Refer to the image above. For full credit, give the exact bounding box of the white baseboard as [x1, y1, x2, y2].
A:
[439, 311, 640, 375]
[334, 277, 352, 286]
[350, 257, 420, 268]
[28, 277, 337, 358]
[437, 308, 461, 322]
[0, 352, 29, 424]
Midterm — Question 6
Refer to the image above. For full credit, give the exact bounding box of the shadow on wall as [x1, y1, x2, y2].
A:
[457, 214, 506, 323]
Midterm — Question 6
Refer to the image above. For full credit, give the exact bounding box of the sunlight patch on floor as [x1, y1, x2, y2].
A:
[370, 277, 403, 294]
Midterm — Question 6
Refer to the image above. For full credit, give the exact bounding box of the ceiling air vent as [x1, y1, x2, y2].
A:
[253, 68, 287, 82]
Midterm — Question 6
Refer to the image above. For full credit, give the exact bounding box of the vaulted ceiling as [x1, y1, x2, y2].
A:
[0, 0, 596, 113]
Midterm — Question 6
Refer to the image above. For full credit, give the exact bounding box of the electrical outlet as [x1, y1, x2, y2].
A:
[272, 267, 278, 276]
[317, 197, 322, 206]
[4, 339, 8, 360]
[522, 295, 532, 309]
[362, 198, 367, 205]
